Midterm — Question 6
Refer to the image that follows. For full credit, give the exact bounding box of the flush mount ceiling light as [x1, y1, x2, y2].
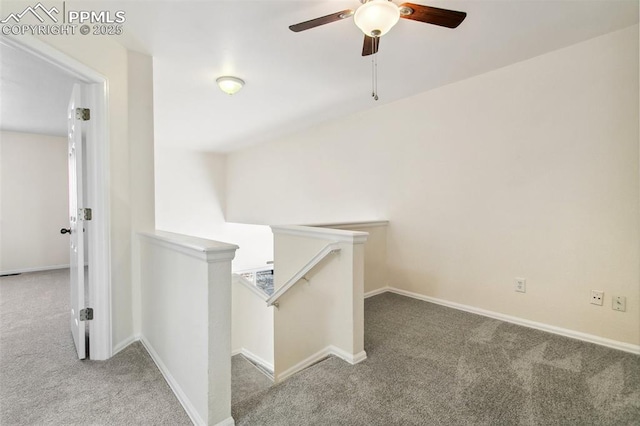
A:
[216, 76, 244, 95]
[354, 0, 400, 37]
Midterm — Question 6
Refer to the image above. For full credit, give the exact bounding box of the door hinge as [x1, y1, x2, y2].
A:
[80, 308, 93, 321]
[76, 108, 90, 121]
[80, 208, 92, 221]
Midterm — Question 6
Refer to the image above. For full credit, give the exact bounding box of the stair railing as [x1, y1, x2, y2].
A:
[266, 242, 341, 308]
[232, 273, 269, 301]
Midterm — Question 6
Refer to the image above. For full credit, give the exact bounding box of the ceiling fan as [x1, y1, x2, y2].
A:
[289, 0, 467, 56]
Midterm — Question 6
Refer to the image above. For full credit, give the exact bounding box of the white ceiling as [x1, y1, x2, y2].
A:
[1, 1, 638, 150]
[0, 41, 77, 137]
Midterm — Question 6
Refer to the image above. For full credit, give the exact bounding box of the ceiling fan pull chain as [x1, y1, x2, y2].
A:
[374, 38, 379, 101]
[371, 37, 375, 99]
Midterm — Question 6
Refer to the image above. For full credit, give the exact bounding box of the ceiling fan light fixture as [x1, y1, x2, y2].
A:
[216, 76, 244, 95]
[354, 0, 400, 37]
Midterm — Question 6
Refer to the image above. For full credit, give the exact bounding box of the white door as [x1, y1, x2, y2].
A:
[68, 84, 86, 360]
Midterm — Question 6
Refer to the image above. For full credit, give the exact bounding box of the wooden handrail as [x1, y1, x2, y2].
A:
[266, 242, 341, 307]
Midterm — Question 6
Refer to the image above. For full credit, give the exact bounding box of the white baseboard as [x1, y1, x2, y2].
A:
[112, 334, 138, 357]
[384, 287, 640, 355]
[214, 417, 235, 426]
[276, 345, 367, 383]
[330, 346, 367, 364]
[0, 264, 70, 276]
[364, 286, 391, 298]
[232, 348, 274, 372]
[276, 347, 333, 383]
[139, 335, 206, 426]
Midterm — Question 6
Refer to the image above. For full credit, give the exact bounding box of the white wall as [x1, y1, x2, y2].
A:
[139, 231, 237, 426]
[154, 146, 273, 271]
[231, 279, 274, 370]
[0, 131, 69, 273]
[128, 51, 156, 336]
[317, 222, 389, 294]
[226, 26, 640, 346]
[272, 226, 366, 381]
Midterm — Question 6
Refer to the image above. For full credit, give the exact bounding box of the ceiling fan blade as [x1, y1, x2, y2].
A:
[399, 3, 466, 28]
[289, 9, 354, 32]
[362, 36, 380, 56]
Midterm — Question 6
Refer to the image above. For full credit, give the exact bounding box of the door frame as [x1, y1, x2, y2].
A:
[2, 35, 112, 360]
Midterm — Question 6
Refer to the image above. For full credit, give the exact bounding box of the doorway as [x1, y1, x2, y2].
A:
[0, 35, 112, 360]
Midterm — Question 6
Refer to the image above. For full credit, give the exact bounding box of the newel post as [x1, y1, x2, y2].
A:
[205, 245, 238, 426]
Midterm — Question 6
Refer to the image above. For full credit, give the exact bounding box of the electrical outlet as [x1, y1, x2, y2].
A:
[612, 296, 626, 312]
[590, 290, 604, 306]
[515, 278, 526, 293]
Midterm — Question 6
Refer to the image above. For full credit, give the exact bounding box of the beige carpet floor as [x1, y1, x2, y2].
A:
[0, 269, 191, 425]
[232, 293, 640, 425]
[2, 269, 639, 425]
